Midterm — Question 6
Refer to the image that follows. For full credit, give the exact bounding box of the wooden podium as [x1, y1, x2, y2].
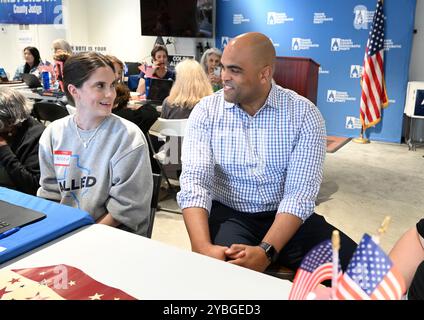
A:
[273, 57, 320, 105]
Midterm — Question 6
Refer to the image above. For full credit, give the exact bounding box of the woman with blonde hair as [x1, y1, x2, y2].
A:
[52, 39, 73, 55]
[161, 59, 213, 119]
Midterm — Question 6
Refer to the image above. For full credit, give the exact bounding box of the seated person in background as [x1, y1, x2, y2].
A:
[161, 58, 213, 119]
[13, 46, 46, 81]
[200, 47, 223, 92]
[106, 55, 125, 84]
[136, 44, 175, 95]
[177, 32, 357, 273]
[389, 219, 424, 299]
[0, 87, 45, 195]
[113, 83, 158, 136]
[113, 83, 160, 174]
[52, 38, 73, 55]
[37, 52, 153, 236]
[52, 49, 71, 92]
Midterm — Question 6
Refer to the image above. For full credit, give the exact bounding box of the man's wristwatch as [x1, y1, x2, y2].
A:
[258, 242, 279, 263]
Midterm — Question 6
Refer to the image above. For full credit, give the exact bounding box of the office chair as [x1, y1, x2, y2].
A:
[32, 101, 69, 125]
[146, 173, 162, 239]
[146, 118, 188, 214]
[265, 263, 295, 281]
[124, 62, 142, 91]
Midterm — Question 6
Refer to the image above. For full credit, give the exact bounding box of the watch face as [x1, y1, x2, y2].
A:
[259, 242, 277, 262]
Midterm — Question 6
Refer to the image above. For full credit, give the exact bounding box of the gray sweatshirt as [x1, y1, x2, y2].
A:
[37, 114, 153, 236]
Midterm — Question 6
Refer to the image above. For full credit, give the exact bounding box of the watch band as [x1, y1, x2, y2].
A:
[258, 241, 278, 263]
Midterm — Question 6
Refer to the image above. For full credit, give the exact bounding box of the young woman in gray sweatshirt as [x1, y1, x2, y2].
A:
[37, 52, 153, 236]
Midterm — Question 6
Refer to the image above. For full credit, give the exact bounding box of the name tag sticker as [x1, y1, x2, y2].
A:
[54, 150, 72, 167]
[0, 247, 7, 253]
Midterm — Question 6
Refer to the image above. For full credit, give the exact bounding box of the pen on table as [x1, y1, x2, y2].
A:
[0, 227, 20, 240]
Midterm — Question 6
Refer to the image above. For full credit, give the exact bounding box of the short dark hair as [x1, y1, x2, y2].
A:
[63, 52, 115, 105]
[114, 83, 130, 110]
[106, 55, 124, 70]
[151, 44, 168, 61]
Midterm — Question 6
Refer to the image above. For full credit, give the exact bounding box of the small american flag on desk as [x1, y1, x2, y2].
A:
[289, 240, 337, 300]
[334, 234, 405, 300]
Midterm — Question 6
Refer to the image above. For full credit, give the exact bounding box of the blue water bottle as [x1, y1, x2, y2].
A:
[42, 71, 50, 90]
[145, 77, 151, 98]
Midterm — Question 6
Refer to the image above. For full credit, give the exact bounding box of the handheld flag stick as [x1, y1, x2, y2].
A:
[331, 230, 340, 299]
[373, 216, 391, 245]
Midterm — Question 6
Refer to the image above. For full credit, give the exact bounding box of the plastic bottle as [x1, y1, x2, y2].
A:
[42, 71, 50, 90]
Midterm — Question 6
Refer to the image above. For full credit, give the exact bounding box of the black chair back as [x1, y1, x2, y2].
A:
[32, 102, 69, 124]
[147, 173, 162, 238]
[125, 62, 141, 75]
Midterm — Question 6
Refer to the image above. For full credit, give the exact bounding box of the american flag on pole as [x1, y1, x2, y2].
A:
[359, 0, 388, 129]
[288, 240, 339, 300]
[334, 234, 405, 300]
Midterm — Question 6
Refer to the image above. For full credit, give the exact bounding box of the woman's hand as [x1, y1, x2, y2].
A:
[208, 73, 222, 85]
[0, 135, 8, 146]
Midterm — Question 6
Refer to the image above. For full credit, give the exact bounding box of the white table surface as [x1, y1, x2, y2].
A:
[1, 224, 292, 300]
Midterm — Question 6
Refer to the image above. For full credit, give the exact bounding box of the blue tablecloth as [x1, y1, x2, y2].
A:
[0, 187, 94, 264]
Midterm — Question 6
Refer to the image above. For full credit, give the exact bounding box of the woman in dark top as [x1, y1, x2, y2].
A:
[136, 44, 175, 95]
[13, 46, 44, 81]
[112, 83, 159, 173]
[390, 218, 424, 299]
[0, 87, 45, 195]
[161, 58, 213, 119]
[113, 84, 158, 136]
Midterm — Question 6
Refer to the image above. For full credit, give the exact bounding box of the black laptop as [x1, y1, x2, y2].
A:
[0, 68, 8, 82]
[0, 200, 46, 234]
[0, 68, 22, 84]
[147, 78, 174, 104]
[22, 73, 42, 88]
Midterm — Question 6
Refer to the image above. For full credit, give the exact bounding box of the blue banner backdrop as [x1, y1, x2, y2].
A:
[216, 0, 416, 143]
[0, 0, 63, 25]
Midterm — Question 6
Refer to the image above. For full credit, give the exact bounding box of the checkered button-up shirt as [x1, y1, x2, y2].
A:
[177, 84, 326, 221]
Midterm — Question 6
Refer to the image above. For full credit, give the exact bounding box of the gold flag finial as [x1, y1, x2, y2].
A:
[332, 230, 340, 251]
[377, 216, 391, 236]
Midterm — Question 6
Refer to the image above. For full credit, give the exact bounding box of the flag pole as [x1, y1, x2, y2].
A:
[353, 125, 370, 144]
[331, 230, 340, 299]
[373, 216, 391, 245]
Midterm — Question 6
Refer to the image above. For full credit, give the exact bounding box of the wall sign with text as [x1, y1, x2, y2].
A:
[0, 0, 63, 25]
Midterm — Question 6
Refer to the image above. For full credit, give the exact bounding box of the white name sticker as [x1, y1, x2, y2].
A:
[54, 150, 72, 167]
[0, 247, 6, 253]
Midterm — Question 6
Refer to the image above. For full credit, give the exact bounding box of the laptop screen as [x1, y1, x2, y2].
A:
[0, 200, 46, 234]
[147, 78, 173, 103]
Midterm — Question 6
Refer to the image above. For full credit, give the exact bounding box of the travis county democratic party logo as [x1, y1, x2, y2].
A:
[221, 36, 230, 49]
[331, 38, 360, 51]
[270, 37, 280, 48]
[350, 65, 363, 78]
[313, 12, 333, 24]
[346, 116, 362, 129]
[353, 5, 374, 30]
[233, 13, 250, 25]
[267, 11, 294, 25]
[292, 38, 319, 51]
[327, 90, 357, 103]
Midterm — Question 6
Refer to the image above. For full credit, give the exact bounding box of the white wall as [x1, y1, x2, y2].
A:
[84, 0, 205, 62]
[0, 22, 65, 80]
[0, 0, 210, 79]
[409, 0, 424, 81]
[4, 0, 419, 81]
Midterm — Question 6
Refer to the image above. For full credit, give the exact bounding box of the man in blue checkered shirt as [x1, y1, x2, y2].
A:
[177, 32, 356, 273]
